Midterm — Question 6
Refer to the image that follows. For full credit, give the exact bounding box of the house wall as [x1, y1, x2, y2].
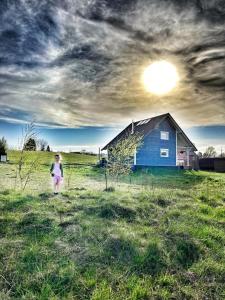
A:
[136, 118, 176, 166]
[177, 134, 196, 168]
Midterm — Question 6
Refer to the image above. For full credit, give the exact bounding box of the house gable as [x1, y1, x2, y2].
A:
[136, 117, 176, 166]
[102, 113, 197, 153]
[102, 113, 169, 151]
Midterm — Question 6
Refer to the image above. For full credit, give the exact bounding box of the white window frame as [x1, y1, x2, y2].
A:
[160, 148, 169, 157]
[160, 131, 169, 140]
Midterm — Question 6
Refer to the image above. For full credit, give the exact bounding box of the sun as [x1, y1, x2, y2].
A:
[142, 60, 179, 95]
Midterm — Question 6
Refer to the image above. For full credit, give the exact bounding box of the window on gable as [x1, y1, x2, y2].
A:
[160, 149, 169, 157]
[160, 131, 169, 140]
[137, 118, 151, 126]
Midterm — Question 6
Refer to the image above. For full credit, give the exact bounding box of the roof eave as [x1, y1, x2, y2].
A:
[101, 123, 132, 151]
[101, 113, 198, 152]
[167, 114, 198, 151]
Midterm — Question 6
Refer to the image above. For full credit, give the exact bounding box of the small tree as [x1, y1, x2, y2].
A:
[219, 148, 225, 158]
[38, 139, 48, 151]
[220, 152, 225, 158]
[23, 138, 37, 151]
[0, 137, 7, 155]
[46, 145, 51, 152]
[197, 152, 203, 158]
[104, 133, 143, 190]
[15, 122, 40, 190]
[203, 146, 217, 158]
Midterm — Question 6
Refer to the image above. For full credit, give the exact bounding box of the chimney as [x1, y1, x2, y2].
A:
[131, 120, 134, 134]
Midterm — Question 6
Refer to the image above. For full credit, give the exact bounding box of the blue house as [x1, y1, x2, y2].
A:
[102, 113, 198, 169]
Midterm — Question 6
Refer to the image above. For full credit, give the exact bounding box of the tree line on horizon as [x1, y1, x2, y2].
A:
[198, 146, 225, 159]
[0, 136, 225, 158]
[22, 138, 51, 152]
[0, 136, 51, 154]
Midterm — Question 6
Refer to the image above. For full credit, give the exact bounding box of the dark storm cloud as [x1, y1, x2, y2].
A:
[0, 0, 224, 127]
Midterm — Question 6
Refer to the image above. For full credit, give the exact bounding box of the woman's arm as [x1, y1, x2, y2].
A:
[60, 163, 64, 177]
[50, 163, 54, 174]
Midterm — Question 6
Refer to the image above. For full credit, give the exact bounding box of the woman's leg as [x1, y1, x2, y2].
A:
[54, 182, 57, 193]
[55, 177, 61, 193]
[53, 177, 58, 193]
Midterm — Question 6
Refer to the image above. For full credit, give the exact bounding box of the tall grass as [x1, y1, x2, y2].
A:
[0, 153, 225, 299]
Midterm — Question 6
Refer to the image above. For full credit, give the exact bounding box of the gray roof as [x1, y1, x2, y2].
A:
[102, 113, 197, 151]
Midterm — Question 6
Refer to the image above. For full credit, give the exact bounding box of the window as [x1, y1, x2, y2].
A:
[137, 118, 151, 126]
[160, 131, 169, 140]
[160, 149, 169, 157]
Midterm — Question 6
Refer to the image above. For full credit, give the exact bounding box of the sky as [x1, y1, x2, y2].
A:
[0, 0, 225, 153]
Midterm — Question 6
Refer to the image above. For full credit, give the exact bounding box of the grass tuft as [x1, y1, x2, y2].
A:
[99, 203, 136, 221]
[137, 242, 167, 275]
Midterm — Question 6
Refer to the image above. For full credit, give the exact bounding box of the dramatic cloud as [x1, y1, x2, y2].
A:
[0, 0, 225, 127]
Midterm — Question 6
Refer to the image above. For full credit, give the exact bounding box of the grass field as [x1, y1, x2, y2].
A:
[0, 151, 225, 299]
[7, 150, 98, 165]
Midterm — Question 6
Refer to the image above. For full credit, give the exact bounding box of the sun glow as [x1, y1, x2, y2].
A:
[142, 61, 179, 95]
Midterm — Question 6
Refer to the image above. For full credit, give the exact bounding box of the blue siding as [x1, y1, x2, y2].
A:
[136, 119, 176, 166]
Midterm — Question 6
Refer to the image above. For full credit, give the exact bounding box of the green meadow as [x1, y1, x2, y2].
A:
[0, 151, 225, 299]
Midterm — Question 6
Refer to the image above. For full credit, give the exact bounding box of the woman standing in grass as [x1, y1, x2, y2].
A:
[50, 154, 63, 195]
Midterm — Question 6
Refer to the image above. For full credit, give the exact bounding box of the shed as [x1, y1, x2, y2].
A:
[0, 153, 7, 162]
[199, 158, 225, 172]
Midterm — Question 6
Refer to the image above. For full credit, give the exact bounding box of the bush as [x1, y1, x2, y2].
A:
[0, 137, 7, 155]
